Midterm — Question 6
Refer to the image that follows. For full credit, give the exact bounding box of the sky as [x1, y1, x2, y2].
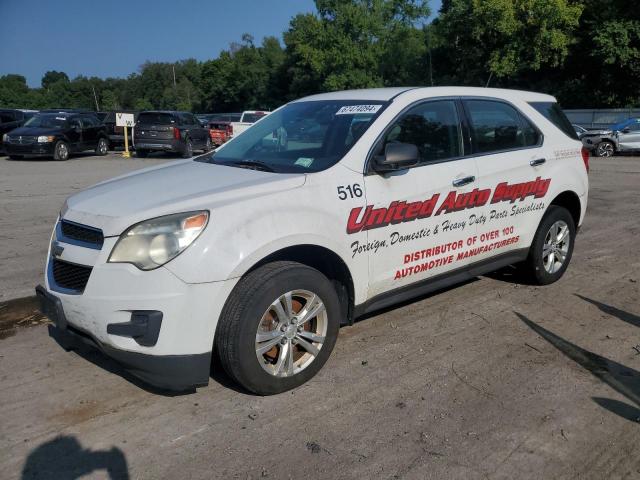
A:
[0, 0, 441, 88]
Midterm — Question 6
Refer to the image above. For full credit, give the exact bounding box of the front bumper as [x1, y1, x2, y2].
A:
[40, 285, 211, 391]
[38, 231, 238, 391]
[5, 142, 56, 157]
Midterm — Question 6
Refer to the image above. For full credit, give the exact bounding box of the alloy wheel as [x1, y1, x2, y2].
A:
[542, 220, 570, 274]
[597, 142, 614, 157]
[255, 290, 328, 377]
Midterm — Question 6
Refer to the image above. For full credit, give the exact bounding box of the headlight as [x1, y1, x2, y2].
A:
[108, 211, 209, 270]
[37, 135, 55, 143]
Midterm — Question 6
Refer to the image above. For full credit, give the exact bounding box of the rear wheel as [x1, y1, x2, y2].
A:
[9, 155, 23, 160]
[181, 138, 193, 158]
[519, 205, 576, 285]
[96, 137, 108, 156]
[596, 141, 615, 157]
[136, 149, 148, 158]
[215, 261, 341, 395]
[204, 137, 212, 152]
[53, 141, 70, 161]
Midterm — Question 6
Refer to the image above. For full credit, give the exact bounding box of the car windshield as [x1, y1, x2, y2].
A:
[198, 100, 387, 173]
[23, 114, 68, 129]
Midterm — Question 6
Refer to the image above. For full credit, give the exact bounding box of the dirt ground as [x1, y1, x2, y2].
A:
[0, 155, 639, 479]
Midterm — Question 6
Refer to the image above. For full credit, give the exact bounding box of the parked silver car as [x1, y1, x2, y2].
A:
[613, 118, 640, 154]
[573, 124, 615, 157]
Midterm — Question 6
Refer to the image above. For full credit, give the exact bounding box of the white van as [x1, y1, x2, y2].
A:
[37, 87, 589, 394]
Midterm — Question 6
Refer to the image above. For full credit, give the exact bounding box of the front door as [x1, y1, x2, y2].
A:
[617, 121, 640, 151]
[360, 99, 480, 298]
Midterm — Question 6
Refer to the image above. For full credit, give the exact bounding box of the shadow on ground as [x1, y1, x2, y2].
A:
[21, 436, 129, 479]
[516, 295, 640, 424]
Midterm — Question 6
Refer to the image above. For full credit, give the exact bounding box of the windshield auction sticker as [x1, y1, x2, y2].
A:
[335, 105, 382, 115]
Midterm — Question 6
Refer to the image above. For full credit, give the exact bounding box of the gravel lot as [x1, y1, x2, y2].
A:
[0, 155, 639, 479]
[0, 152, 175, 301]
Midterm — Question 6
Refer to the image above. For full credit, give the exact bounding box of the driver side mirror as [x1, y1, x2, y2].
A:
[373, 142, 420, 173]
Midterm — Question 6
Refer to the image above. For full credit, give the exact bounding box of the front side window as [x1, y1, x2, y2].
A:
[378, 100, 462, 164]
[466, 100, 540, 154]
[198, 100, 386, 173]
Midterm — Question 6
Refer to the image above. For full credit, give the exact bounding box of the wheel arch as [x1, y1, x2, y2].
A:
[247, 244, 356, 326]
[549, 190, 582, 227]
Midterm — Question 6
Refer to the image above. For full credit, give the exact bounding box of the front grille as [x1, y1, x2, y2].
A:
[8, 135, 36, 145]
[60, 220, 104, 248]
[52, 259, 92, 293]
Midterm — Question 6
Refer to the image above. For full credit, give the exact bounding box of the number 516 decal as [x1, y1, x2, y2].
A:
[337, 184, 363, 200]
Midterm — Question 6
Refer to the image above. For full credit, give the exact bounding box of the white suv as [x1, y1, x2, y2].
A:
[37, 87, 589, 394]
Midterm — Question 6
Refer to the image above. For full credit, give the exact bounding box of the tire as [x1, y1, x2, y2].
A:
[596, 141, 615, 157]
[181, 138, 193, 158]
[53, 141, 70, 161]
[215, 261, 341, 395]
[519, 205, 576, 285]
[8, 155, 23, 160]
[95, 137, 108, 156]
[136, 149, 148, 158]
[204, 137, 212, 152]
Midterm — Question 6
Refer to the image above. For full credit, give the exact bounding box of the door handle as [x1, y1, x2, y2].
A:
[452, 175, 475, 187]
[530, 158, 546, 167]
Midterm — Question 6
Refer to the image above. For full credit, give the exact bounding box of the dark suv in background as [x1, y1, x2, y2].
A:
[0, 109, 38, 153]
[134, 111, 211, 158]
[101, 111, 139, 149]
[3, 112, 109, 160]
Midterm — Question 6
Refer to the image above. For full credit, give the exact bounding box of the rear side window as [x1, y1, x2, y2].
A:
[137, 113, 176, 124]
[465, 100, 540, 154]
[381, 100, 462, 164]
[529, 102, 578, 140]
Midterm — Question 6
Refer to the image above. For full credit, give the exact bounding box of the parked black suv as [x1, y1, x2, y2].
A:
[134, 111, 211, 158]
[0, 109, 38, 153]
[101, 111, 139, 149]
[3, 112, 109, 160]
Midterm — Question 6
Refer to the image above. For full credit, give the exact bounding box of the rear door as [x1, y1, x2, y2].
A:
[67, 117, 83, 151]
[185, 113, 205, 146]
[463, 98, 550, 262]
[362, 99, 480, 298]
[80, 115, 99, 150]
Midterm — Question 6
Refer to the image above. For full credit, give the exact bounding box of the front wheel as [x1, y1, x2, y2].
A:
[96, 137, 108, 156]
[596, 141, 615, 157]
[136, 149, 148, 158]
[204, 137, 212, 152]
[215, 261, 341, 395]
[520, 205, 576, 285]
[53, 141, 70, 161]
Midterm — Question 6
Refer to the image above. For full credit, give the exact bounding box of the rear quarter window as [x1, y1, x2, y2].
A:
[529, 102, 578, 140]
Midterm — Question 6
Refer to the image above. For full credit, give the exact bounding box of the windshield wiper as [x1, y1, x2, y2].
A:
[227, 160, 275, 172]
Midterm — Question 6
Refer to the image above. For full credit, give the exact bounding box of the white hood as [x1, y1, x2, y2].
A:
[62, 159, 306, 236]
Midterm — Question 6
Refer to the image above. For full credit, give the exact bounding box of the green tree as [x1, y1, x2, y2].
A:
[283, 0, 430, 97]
[41, 70, 70, 89]
[433, 0, 583, 86]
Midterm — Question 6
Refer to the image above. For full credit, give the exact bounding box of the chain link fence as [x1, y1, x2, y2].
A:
[564, 109, 640, 129]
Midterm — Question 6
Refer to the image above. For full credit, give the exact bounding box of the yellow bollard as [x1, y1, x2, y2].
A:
[122, 125, 131, 158]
